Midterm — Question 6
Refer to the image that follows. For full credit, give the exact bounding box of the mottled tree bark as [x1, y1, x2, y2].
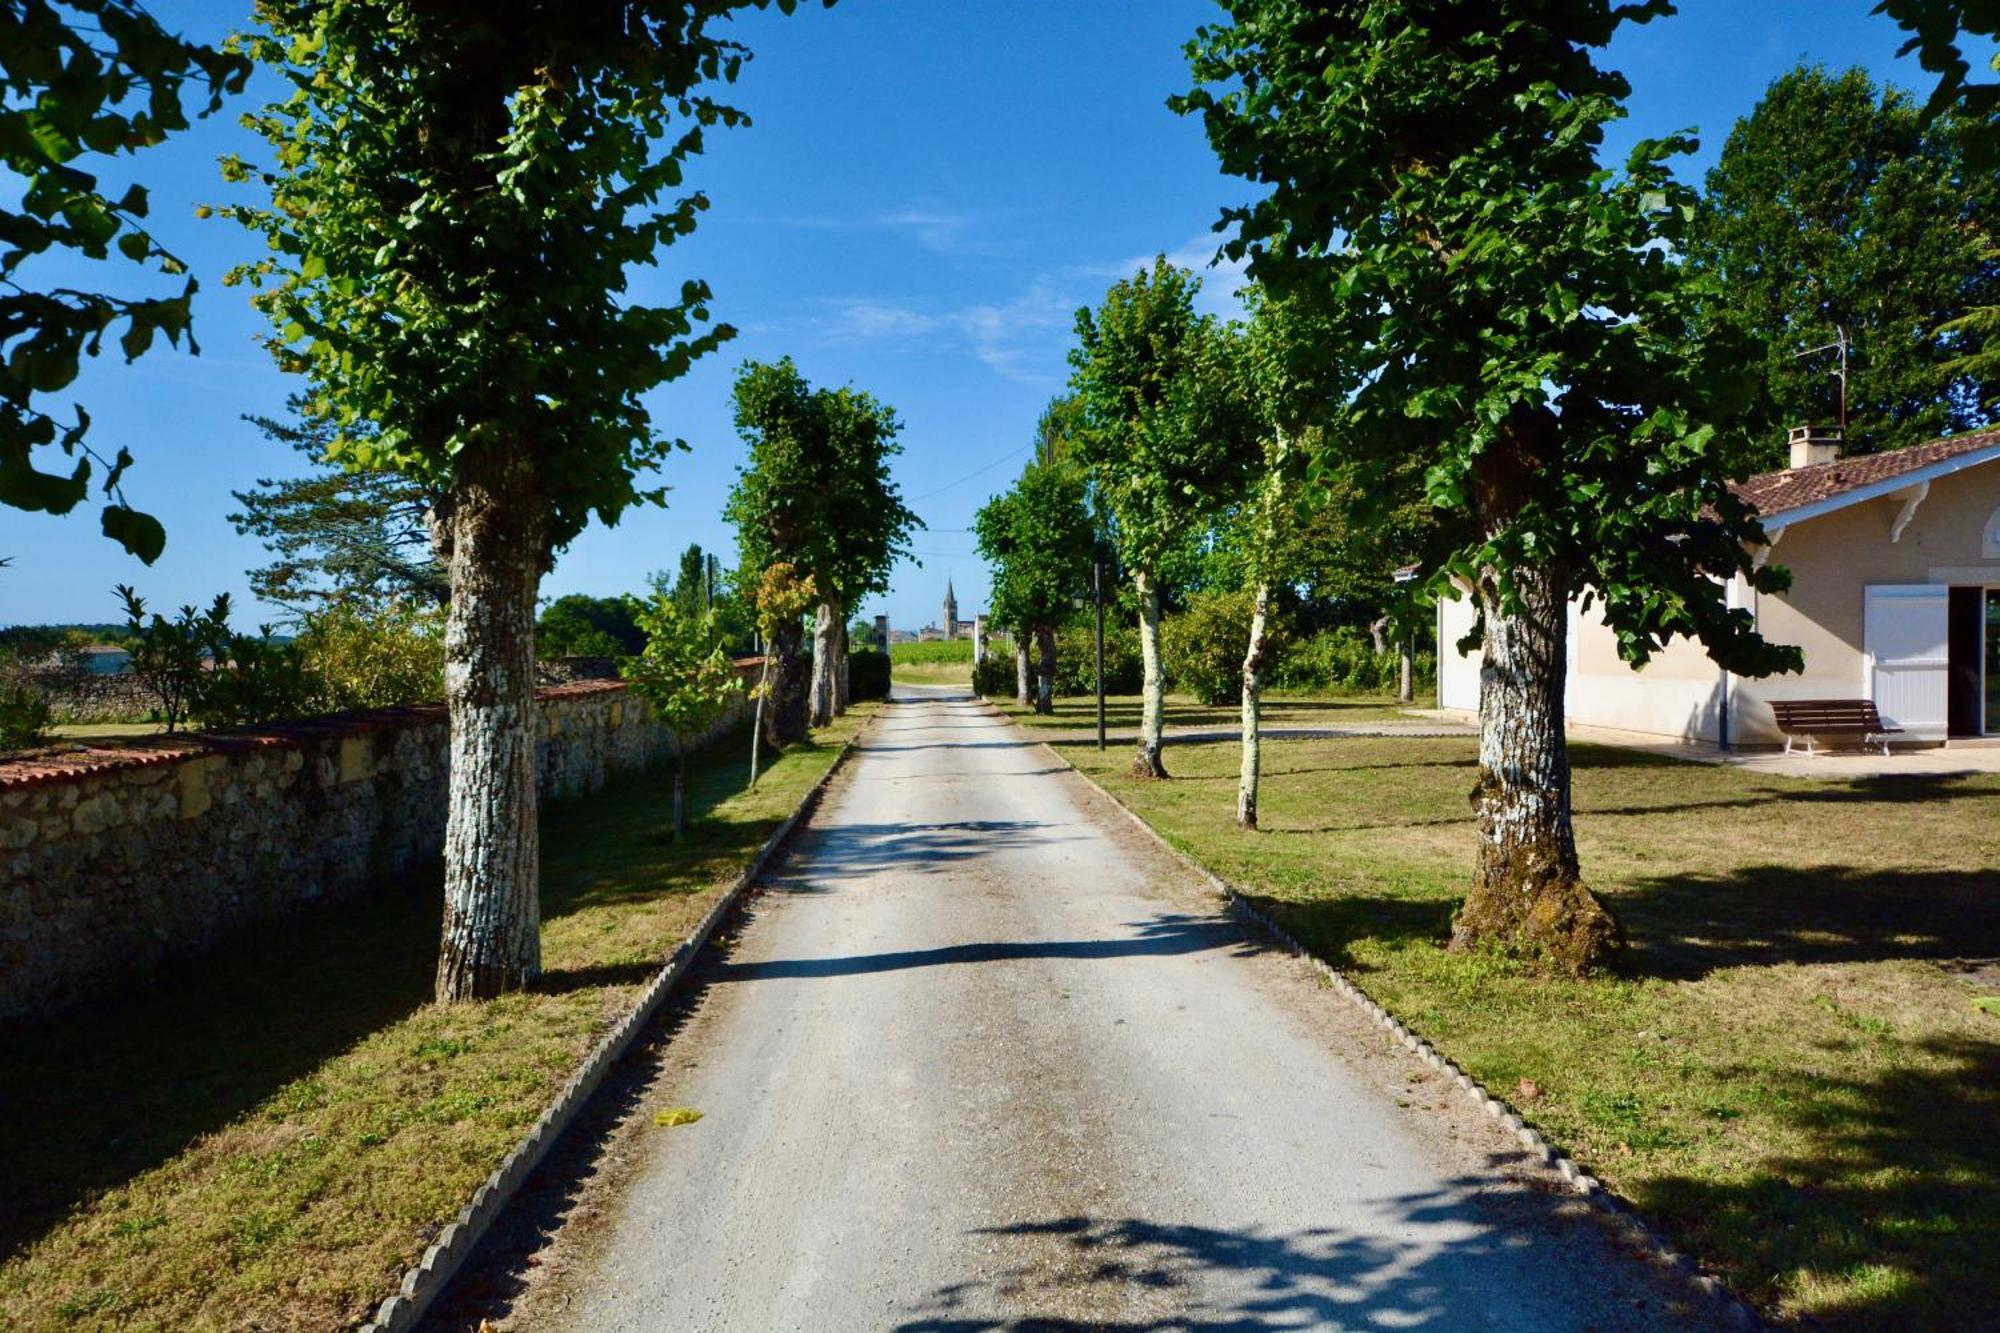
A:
[1133, 568, 1167, 779]
[432, 452, 544, 1004]
[1450, 562, 1622, 973]
[1034, 623, 1056, 714]
[834, 617, 850, 712]
[1015, 635, 1031, 706]
[1238, 579, 1272, 830]
[809, 597, 841, 728]
[764, 621, 808, 747]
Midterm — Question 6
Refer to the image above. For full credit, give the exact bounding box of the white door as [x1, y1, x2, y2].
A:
[1864, 584, 1949, 737]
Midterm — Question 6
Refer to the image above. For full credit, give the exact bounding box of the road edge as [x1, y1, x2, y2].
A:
[992, 697, 1762, 1331]
[360, 709, 878, 1333]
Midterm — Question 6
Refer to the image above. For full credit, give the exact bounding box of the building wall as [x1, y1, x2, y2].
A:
[0, 675, 754, 1020]
[1435, 460, 2000, 743]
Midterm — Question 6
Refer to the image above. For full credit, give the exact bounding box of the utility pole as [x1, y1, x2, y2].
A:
[1094, 549, 1107, 753]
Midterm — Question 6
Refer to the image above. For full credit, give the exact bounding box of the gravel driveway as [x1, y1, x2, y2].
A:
[479, 685, 1710, 1332]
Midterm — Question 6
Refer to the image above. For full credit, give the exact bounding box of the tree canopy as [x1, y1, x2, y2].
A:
[725, 356, 920, 612]
[0, 1, 248, 560]
[228, 401, 446, 613]
[1687, 64, 1998, 459]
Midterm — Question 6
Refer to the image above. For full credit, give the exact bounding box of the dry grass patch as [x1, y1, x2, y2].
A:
[1053, 733, 2000, 1330]
[0, 708, 871, 1330]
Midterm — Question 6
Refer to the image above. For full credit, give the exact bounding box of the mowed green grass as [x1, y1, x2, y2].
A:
[1054, 733, 2000, 1330]
[0, 708, 872, 1330]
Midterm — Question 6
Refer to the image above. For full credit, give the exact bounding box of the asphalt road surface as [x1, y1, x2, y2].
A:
[519, 685, 1705, 1332]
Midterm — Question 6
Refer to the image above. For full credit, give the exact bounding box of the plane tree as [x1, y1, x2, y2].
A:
[973, 446, 1094, 714]
[1179, 0, 1802, 972]
[1068, 257, 1257, 778]
[227, 1, 813, 1002]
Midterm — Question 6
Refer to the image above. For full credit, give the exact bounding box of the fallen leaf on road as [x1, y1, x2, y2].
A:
[655, 1107, 704, 1127]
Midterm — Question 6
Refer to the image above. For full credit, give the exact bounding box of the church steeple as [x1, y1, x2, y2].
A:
[943, 579, 959, 639]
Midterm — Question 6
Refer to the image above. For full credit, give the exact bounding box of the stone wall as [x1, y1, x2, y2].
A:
[15, 667, 156, 724]
[0, 671, 758, 1019]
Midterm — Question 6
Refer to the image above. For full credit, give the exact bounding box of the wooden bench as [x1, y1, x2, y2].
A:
[1768, 700, 1903, 757]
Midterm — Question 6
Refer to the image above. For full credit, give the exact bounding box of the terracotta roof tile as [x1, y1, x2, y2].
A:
[1732, 427, 2000, 518]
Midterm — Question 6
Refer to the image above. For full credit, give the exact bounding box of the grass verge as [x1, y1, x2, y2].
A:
[989, 690, 1417, 735]
[1047, 731, 2000, 1330]
[0, 707, 871, 1330]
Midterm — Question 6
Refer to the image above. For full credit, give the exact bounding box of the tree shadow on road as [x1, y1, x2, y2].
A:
[711, 912, 1264, 983]
[893, 1186, 1703, 1331]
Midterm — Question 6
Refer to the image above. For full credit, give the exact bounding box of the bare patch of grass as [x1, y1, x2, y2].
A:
[1053, 733, 2000, 1330]
[0, 708, 872, 1330]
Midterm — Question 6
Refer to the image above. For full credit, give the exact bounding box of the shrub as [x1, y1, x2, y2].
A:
[1160, 589, 1274, 706]
[847, 648, 891, 702]
[1268, 625, 1437, 697]
[294, 601, 446, 713]
[972, 652, 1016, 698]
[1052, 620, 1143, 697]
[0, 681, 51, 751]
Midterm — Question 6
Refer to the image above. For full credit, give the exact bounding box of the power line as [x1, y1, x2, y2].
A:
[909, 443, 1032, 502]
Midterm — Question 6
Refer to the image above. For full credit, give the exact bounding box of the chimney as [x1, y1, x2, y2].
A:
[1788, 424, 1843, 469]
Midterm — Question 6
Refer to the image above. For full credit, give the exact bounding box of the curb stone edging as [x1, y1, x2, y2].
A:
[358, 712, 875, 1333]
[993, 699, 1762, 1331]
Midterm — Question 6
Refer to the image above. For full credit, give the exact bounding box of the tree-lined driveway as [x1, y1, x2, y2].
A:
[526, 685, 1702, 1330]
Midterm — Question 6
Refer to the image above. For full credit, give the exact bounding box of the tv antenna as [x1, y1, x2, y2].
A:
[1793, 325, 1850, 436]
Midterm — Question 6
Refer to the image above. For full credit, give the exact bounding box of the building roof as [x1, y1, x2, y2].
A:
[1732, 427, 2000, 523]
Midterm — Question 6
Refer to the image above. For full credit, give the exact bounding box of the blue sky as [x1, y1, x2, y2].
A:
[0, 0, 1985, 633]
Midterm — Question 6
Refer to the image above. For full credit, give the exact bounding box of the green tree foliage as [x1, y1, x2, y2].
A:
[226, 0, 812, 1003]
[974, 439, 1094, 713]
[1068, 256, 1256, 776]
[1878, 0, 2000, 168]
[228, 400, 447, 612]
[536, 594, 645, 659]
[1877, 1, 2000, 404]
[1161, 587, 1268, 707]
[1686, 64, 1998, 459]
[724, 357, 919, 725]
[622, 596, 744, 839]
[1179, 0, 1801, 972]
[0, 2, 248, 558]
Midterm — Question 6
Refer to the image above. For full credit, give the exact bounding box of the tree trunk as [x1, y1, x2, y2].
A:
[432, 458, 544, 1004]
[750, 653, 769, 788]
[1238, 579, 1271, 830]
[672, 751, 686, 841]
[1034, 623, 1056, 714]
[835, 617, 850, 713]
[765, 621, 808, 747]
[1015, 635, 1031, 706]
[1398, 635, 1414, 703]
[809, 597, 841, 728]
[1449, 563, 1622, 974]
[1133, 568, 1167, 779]
[1368, 615, 1390, 656]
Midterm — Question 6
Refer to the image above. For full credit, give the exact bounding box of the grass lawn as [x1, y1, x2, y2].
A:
[991, 690, 1419, 734]
[44, 721, 165, 741]
[890, 638, 974, 684]
[0, 707, 872, 1330]
[1049, 733, 2000, 1330]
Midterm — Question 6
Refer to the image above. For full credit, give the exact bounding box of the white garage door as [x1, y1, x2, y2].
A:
[1864, 584, 1949, 736]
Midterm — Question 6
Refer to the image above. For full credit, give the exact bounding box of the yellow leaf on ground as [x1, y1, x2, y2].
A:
[655, 1107, 703, 1127]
